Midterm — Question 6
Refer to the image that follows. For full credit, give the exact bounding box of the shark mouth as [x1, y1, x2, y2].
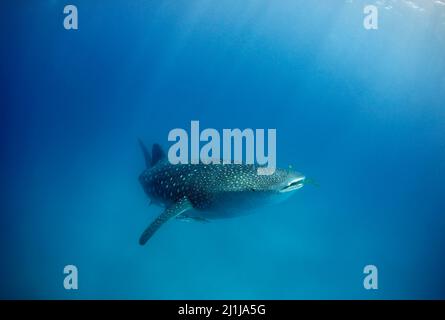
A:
[279, 177, 305, 193]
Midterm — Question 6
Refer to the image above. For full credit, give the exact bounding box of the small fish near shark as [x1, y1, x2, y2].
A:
[137, 141, 306, 245]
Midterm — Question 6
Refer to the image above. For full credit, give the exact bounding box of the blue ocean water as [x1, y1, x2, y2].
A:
[1, 0, 445, 299]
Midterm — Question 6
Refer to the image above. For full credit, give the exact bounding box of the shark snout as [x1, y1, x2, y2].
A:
[279, 174, 306, 193]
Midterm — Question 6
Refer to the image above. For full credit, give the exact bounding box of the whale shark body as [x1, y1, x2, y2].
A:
[138, 141, 306, 245]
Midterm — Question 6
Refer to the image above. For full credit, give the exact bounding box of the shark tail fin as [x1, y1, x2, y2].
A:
[151, 143, 166, 166]
[138, 139, 152, 169]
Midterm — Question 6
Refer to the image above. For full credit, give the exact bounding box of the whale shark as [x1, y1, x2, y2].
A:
[138, 141, 306, 245]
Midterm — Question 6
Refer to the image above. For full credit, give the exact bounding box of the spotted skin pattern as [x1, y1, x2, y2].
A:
[140, 160, 301, 217]
[137, 143, 305, 244]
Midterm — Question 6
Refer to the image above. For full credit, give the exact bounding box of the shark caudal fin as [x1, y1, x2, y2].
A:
[138, 139, 152, 169]
[138, 140, 166, 168]
[151, 143, 166, 166]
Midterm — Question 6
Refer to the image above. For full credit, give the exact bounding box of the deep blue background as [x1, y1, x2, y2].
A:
[1, 0, 445, 299]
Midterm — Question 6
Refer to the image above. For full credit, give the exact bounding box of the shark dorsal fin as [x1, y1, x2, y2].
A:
[151, 143, 166, 166]
[138, 139, 152, 168]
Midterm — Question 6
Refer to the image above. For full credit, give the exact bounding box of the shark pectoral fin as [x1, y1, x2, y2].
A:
[190, 216, 210, 223]
[176, 215, 210, 223]
[139, 197, 192, 245]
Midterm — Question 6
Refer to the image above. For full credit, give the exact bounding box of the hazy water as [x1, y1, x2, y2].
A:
[1, 0, 445, 299]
